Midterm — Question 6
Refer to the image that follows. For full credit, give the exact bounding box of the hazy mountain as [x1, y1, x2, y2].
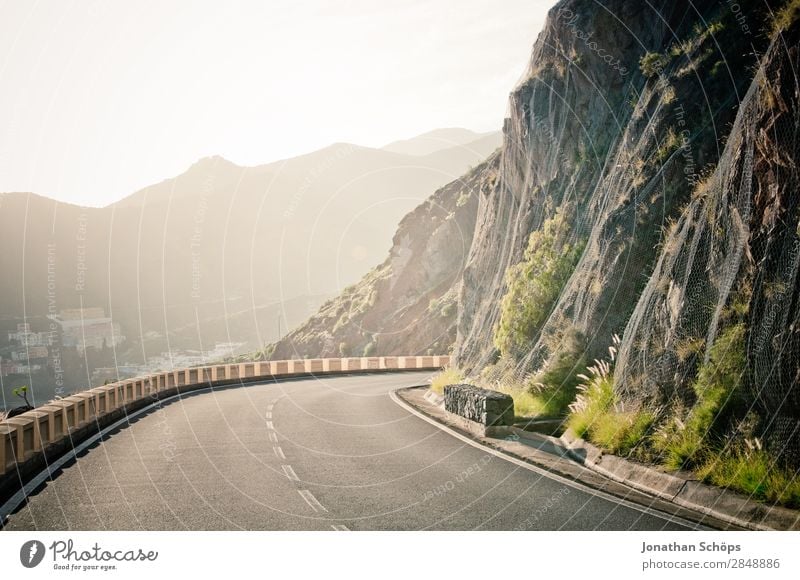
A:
[382, 128, 501, 156]
[0, 129, 499, 398]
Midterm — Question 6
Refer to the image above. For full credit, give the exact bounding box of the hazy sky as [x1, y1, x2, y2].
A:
[0, 0, 549, 207]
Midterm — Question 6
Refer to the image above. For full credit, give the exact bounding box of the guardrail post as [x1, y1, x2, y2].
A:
[27, 411, 47, 451]
[4, 418, 32, 463]
[256, 362, 271, 377]
[0, 424, 15, 474]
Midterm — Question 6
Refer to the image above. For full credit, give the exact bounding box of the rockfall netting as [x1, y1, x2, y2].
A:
[615, 25, 800, 467]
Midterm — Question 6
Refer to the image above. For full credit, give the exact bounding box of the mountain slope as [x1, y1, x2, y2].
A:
[382, 128, 501, 156]
[0, 131, 494, 382]
[268, 154, 498, 359]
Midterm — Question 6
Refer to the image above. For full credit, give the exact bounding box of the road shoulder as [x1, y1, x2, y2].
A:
[394, 385, 747, 531]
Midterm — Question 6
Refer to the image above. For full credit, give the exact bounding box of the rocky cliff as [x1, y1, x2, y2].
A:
[270, 0, 800, 478]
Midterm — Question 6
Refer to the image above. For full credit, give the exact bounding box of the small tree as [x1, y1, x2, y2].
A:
[13, 385, 31, 407]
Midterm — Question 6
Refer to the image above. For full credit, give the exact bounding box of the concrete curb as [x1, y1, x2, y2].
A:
[392, 387, 713, 530]
[558, 430, 800, 531]
[401, 386, 799, 531]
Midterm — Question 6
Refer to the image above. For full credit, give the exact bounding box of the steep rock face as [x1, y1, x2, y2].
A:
[616, 21, 800, 465]
[268, 155, 498, 359]
[455, 0, 769, 377]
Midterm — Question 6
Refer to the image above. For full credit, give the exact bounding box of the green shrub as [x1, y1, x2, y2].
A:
[440, 302, 456, 318]
[430, 367, 465, 395]
[655, 127, 682, 163]
[494, 206, 585, 358]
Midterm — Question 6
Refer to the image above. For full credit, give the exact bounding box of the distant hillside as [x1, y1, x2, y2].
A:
[382, 128, 501, 156]
[268, 154, 497, 360]
[0, 129, 496, 389]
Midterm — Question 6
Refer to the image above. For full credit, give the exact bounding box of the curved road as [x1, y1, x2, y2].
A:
[4, 372, 696, 530]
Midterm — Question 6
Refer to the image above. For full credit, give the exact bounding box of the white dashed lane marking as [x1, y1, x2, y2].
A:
[282, 465, 299, 481]
[273, 446, 286, 460]
[269, 432, 278, 443]
[265, 421, 275, 430]
[297, 490, 328, 513]
[331, 524, 350, 531]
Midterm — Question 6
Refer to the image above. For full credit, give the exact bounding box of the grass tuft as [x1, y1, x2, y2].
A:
[591, 410, 655, 455]
[566, 372, 615, 439]
[430, 367, 465, 395]
[697, 446, 800, 508]
[654, 324, 746, 470]
[772, 0, 800, 35]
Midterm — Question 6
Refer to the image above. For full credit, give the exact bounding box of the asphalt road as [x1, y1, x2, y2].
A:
[3, 372, 696, 530]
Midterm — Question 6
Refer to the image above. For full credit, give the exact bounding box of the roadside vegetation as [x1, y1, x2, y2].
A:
[560, 325, 800, 508]
[566, 335, 654, 456]
[652, 324, 746, 470]
[429, 367, 465, 395]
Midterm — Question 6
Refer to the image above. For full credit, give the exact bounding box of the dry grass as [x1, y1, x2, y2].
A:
[430, 367, 465, 395]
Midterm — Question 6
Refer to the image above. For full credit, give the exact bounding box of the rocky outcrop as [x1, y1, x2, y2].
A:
[444, 384, 515, 426]
[267, 155, 498, 359]
[456, 0, 771, 376]
[269, 0, 799, 472]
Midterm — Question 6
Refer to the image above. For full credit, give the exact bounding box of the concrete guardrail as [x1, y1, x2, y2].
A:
[0, 355, 449, 493]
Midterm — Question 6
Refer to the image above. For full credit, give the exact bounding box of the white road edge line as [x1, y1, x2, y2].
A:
[389, 389, 709, 531]
[282, 465, 299, 481]
[331, 524, 350, 531]
[273, 446, 286, 460]
[298, 490, 328, 512]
